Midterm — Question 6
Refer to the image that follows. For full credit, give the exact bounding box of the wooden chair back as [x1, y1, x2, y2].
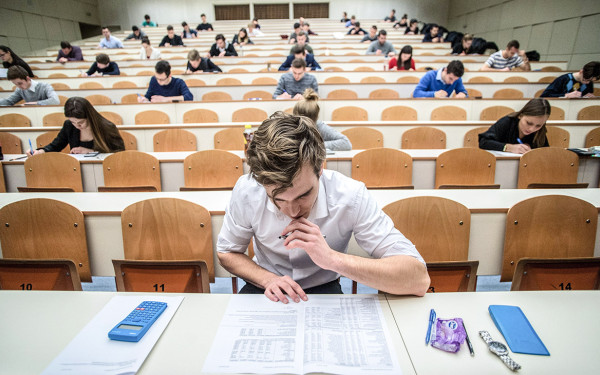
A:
[517, 147, 580, 189]
[324, 76, 350, 84]
[396, 76, 420, 83]
[0, 198, 91, 281]
[43, 112, 67, 127]
[252, 77, 278, 85]
[332, 106, 368, 121]
[326, 89, 358, 99]
[0, 113, 31, 127]
[584, 127, 600, 147]
[119, 130, 138, 150]
[501, 195, 597, 281]
[99, 111, 123, 125]
[435, 148, 497, 188]
[546, 126, 569, 148]
[493, 88, 524, 99]
[369, 89, 399, 99]
[183, 109, 219, 123]
[577, 106, 600, 120]
[465, 88, 483, 98]
[184, 78, 206, 87]
[0, 166, 4, 193]
[430, 106, 466, 121]
[217, 77, 242, 85]
[549, 107, 565, 120]
[112, 260, 210, 293]
[51, 82, 70, 90]
[243, 90, 272, 100]
[183, 150, 243, 189]
[85, 94, 112, 105]
[468, 76, 493, 83]
[153, 129, 197, 152]
[463, 126, 489, 148]
[0, 259, 82, 291]
[135, 110, 170, 125]
[121, 93, 138, 103]
[23, 152, 83, 192]
[511, 257, 600, 291]
[214, 128, 245, 150]
[341, 127, 383, 149]
[112, 81, 138, 88]
[202, 91, 233, 101]
[383, 197, 470, 262]
[36, 131, 69, 153]
[121, 198, 215, 282]
[402, 127, 446, 149]
[0, 132, 23, 153]
[79, 81, 103, 89]
[102, 151, 161, 191]
[426, 261, 479, 293]
[232, 108, 267, 122]
[381, 106, 417, 121]
[504, 76, 529, 83]
[360, 76, 386, 83]
[351, 148, 412, 188]
[479, 106, 514, 121]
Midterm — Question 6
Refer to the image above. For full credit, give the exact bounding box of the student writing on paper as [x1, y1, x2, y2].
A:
[27, 97, 125, 156]
[540, 61, 599, 98]
[138, 60, 193, 103]
[0, 66, 59, 106]
[217, 112, 429, 304]
[478, 98, 550, 154]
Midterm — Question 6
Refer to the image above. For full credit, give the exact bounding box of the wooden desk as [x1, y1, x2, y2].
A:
[0, 291, 414, 375]
[3, 150, 599, 192]
[0, 189, 598, 277]
[387, 291, 600, 375]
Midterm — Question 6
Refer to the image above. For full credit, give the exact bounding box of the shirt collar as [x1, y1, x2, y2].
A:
[436, 68, 445, 82]
[264, 174, 329, 221]
[27, 79, 38, 92]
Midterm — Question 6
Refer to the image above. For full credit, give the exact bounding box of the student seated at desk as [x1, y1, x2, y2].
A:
[217, 112, 429, 303]
[159, 25, 184, 47]
[292, 88, 352, 151]
[81, 54, 120, 77]
[28, 97, 125, 155]
[0, 45, 34, 78]
[0, 66, 59, 106]
[139, 37, 161, 60]
[279, 45, 321, 72]
[540, 61, 599, 98]
[185, 49, 221, 74]
[413, 60, 467, 98]
[479, 98, 550, 154]
[232, 28, 253, 46]
[389, 45, 415, 71]
[138, 60, 193, 103]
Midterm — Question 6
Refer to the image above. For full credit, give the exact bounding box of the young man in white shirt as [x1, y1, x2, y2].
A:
[481, 40, 530, 71]
[217, 112, 429, 303]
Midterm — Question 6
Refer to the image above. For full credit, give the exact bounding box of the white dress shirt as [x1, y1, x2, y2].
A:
[217, 169, 424, 289]
[139, 46, 162, 60]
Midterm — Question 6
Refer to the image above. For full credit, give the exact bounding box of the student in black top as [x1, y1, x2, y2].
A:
[196, 13, 213, 31]
[384, 9, 396, 22]
[422, 24, 443, 43]
[125, 25, 146, 40]
[404, 19, 419, 35]
[209, 34, 238, 57]
[479, 98, 551, 154]
[0, 45, 34, 78]
[394, 14, 408, 28]
[185, 49, 222, 73]
[159, 25, 184, 47]
[541, 61, 599, 98]
[340, 12, 349, 23]
[181, 22, 198, 39]
[347, 21, 366, 35]
[232, 28, 253, 46]
[451, 34, 474, 55]
[81, 53, 119, 76]
[28, 97, 125, 155]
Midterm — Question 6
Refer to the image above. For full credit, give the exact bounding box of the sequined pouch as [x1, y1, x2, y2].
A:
[430, 318, 466, 353]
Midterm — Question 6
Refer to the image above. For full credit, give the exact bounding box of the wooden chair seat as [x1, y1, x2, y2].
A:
[352, 148, 412, 188]
[0, 259, 82, 291]
[135, 110, 170, 125]
[517, 147, 580, 189]
[113, 259, 210, 293]
[214, 127, 245, 150]
[183, 109, 219, 123]
[327, 89, 358, 99]
[22, 152, 83, 192]
[402, 127, 446, 149]
[430, 106, 466, 121]
[435, 148, 497, 188]
[183, 150, 243, 189]
[0, 132, 23, 153]
[101, 150, 161, 191]
[426, 261, 479, 293]
[511, 257, 600, 291]
[232, 108, 267, 122]
[381, 106, 417, 121]
[332, 106, 367, 121]
[341, 127, 382, 149]
[0, 113, 31, 127]
[153, 129, 197, 152]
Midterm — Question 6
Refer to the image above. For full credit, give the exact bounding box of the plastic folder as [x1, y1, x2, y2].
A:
[488, 305, 550, 356]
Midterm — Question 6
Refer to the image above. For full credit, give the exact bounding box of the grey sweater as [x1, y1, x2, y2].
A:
[316, 120, 352, 151]
[366, 40, 396, 55]
[0, 80, 60, 106]
[272, 73, 318, 98]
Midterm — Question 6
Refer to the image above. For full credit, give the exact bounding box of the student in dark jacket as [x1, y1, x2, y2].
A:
[279, 45, 321, 71]
[479, 98, 551, 154]
[196, 13, 213, 31]
[159, 25, 184, 47]
[209, 34, 237, 57]
[81, 53, 119, 76]
[422, 24, 443, 42]
[347, 21, 366, 35]
[451, 34, 475, 55]
[28, 97, 125, 155]
[0, 45, 34, 77]
[232, 28, 254, 46]
[541, 61, 599, 98]
[185, 49, 222, 73]
[138, 60, 193, 103]
[57, 41, 83, 63]
[404, 19, 419, 35]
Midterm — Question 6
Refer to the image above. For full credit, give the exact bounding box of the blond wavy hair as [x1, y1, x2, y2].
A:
[292, 88, 320, 123]
[246, 111, 325, 198]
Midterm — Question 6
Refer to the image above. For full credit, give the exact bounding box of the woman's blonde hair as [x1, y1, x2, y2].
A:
[292, 88, 320, 123]
[246, 111, 325, 199]
[187, 49, 200, 61]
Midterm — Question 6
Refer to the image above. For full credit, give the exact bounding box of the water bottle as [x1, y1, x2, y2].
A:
[243, 124, 254, 152]
[384, 55, 388, 71]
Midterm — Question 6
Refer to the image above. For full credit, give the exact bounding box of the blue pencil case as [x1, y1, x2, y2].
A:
[488, 305, 550, 356]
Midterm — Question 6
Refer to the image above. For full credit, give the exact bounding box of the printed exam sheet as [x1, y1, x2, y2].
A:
[202, 294, 401, 374]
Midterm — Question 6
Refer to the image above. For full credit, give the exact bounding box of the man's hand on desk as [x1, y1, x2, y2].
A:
[262, 275, 308, 304]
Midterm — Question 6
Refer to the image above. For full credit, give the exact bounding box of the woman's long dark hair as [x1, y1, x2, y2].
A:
[64, 97, 124, 153]
[397, 45, 413, 70]
[508, 98, 551, 148]
[0, 45, 24, 65]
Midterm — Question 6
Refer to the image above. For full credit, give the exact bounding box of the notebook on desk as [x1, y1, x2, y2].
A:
[0, 68, 7, 78]
[489, 305, 550, 356]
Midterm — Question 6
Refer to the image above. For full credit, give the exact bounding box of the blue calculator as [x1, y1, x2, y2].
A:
[108, 301, 168, 342]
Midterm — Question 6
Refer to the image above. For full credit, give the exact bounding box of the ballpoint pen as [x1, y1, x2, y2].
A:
[517, 138, 523, 144]
[28, 139, 34, 154]
[425, 308, 436, 345]
[462, 320, 474, 356]
[279, 233, 326, 240]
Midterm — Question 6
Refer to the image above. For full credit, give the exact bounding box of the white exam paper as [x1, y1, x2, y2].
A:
[202, 295, 401, 374]
[41, 295, 184, 375]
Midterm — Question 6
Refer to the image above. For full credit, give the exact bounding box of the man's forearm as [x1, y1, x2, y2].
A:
[327, 253, 430, 296]
[218, 251, 278, 289]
